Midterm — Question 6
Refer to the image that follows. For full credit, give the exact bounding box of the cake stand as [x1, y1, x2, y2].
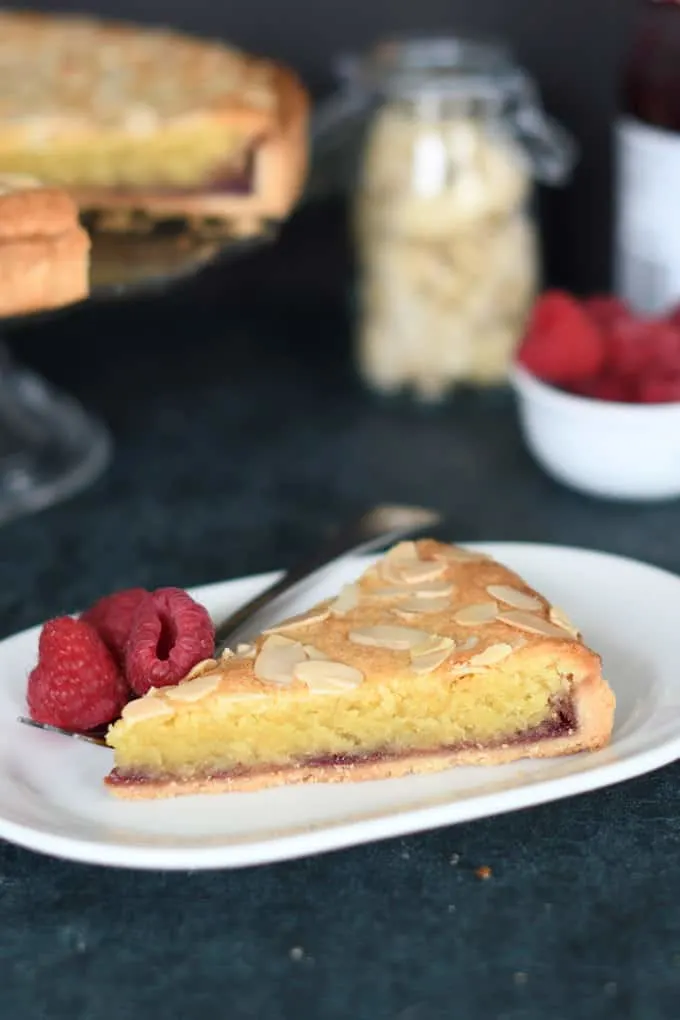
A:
[0, 224, 273, 525]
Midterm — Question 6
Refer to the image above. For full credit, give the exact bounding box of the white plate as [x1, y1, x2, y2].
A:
[2, 543, 679, 871]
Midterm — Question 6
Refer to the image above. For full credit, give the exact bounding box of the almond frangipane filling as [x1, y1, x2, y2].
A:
[107, 541, 593, 779]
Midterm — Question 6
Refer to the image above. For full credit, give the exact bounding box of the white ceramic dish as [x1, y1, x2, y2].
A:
[511, 363, 680, 501]
[1, 542, 679, 871]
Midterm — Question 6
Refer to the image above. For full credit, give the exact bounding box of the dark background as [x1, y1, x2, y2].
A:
[7, 0, 640, 295]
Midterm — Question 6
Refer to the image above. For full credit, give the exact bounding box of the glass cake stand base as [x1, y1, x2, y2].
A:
[0, 226, 274, 525]
[0, 339, 110, 526]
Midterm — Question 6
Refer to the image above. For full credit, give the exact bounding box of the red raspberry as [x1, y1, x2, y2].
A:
[517, 290, 606, 384]
[81, 587, 148, 663]
[638, 373, 680, 404]
[584, 295, 631, 331]
[568, 373, 633, 403]
[27, 617, 128, 731]
[125, 588, 215, 695]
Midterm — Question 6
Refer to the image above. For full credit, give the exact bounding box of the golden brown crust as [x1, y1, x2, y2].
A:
[0, 179, 83, 240]
[0, 179, 90, 315]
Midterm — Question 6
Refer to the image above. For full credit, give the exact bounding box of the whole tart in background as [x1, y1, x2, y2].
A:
[0, 174, 90, 317]
[0, 12, 309, 236]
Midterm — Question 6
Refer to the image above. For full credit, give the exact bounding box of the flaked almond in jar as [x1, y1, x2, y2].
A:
[348, 38, 576, 402]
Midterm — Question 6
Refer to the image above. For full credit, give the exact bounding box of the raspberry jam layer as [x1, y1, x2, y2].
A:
[106, 699, 577, 788]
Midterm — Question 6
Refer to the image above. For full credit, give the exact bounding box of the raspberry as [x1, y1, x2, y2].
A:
[517, 290, 606, 384]
[569, 373, 633, 403]
[81, 587, 148, 663]
[584, 295, 630, 331]
[125, 587, 215, 695]
[27, 617, 128, 731]
[638, 373, 680, 403]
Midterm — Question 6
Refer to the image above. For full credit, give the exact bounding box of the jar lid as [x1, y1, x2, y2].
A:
[355, 36, 518, 103]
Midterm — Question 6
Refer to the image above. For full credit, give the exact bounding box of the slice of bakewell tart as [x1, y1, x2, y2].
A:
[105, 540, 615, 799]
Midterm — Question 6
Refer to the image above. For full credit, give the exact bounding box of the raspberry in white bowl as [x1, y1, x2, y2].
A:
[511, 291, 680, 501]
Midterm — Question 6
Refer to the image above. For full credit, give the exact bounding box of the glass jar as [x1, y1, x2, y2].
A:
[616, 1, 680, 314]
[317, 37, 575, 401]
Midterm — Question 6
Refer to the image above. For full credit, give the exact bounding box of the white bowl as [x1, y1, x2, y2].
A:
[510, 363, 680, 501]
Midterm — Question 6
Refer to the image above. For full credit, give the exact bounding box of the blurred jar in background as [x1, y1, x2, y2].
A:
[317, 38, 575, 402]
[616, 0, 680, 315]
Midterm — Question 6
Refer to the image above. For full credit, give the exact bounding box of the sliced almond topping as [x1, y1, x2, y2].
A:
[367, 585, 416, 599]
[348, 625, 431, 650]
[453, 602, 498, 626]
[486, 585, 542, 612]
[184, 658, 219, 681]
[220, 648, 235, 662]
[384, 559, 448, 586]
[412, 581, 456, 598]
[254, 635, 307, 685]
[382, 541, 419, 564]
[466, 642, 514, 668]
[303, 644, 329, 660]
[498, 610, 573, 639]
[549, 605, 580, 638]
[293, 659, 364, 692]
[263, 604, 330, 634]
[433, 545, 490, 563]
[392, 596, 451, 619]
[236, 643, 256, 659]
[456, 635, 480, 653]
[410, 634, 455, 657]
[165, 673, 221, 703]
[121, 697, 175, 722]
[410, 636, 456, 675]
[330, 584, 360, 616]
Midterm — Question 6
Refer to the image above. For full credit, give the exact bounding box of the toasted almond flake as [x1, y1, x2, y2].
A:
[184, 658, 219, 681]
[392, 596, 451, 619]
[121, 697, 175, 722]
[412, 581, 456, 598]
[348, 625, 431, 650]
[303, 644, 329, 660]
[384, 560, 448, 586]
[165, 673, 221, 703]
[236, 643, 256, 659]
[382, 541, 419, 564]
[453, 602, 498, 626]
[263, 604, 330, 634]
[433, 545, 490, 563]
[486, 585, 542, 611]
[293, 659, 364, 692]
[330, 584, 360, 616]
[410, 634, 455, 657]
[549, 605, 580, 637]
[369, 581, 454, 599]
[410, 637, 456, 675]
[498, 610, 573, 639]
[457, 636, 480, 653]
[466, 642, 514, 668]
[254, 635, 307, 685]
[367, 585, 416, 599]
[220, 648, 235, 661]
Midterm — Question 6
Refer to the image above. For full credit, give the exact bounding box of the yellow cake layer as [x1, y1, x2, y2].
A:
[0, 122, 248, 188]
[109, 659, 569, 778]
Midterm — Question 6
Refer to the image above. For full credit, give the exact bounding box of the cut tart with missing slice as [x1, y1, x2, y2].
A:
[105, 540, 615, 799]
[0, 13, 308, 234]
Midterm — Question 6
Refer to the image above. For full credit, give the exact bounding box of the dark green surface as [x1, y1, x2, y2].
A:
[1, 293, 680, 1020]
